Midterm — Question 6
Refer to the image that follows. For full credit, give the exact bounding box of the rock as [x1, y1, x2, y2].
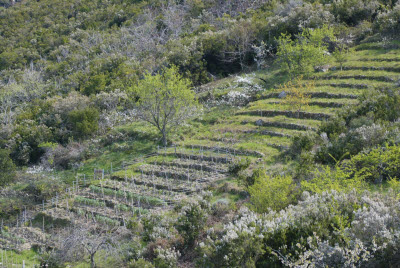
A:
[255, 119, 263, 126]
[278, 91, 287, 99]
[315, 64, 330, 72]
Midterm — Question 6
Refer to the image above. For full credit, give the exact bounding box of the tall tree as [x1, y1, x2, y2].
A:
[133, 66, 200, 146]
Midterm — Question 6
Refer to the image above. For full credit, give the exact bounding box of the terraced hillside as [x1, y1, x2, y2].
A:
[2, 43, 399, 257]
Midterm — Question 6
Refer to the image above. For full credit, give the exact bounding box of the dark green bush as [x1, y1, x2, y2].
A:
[68, 107, 99, 138]
[228, 158, 251, 175]
[0, 149, 16, 186]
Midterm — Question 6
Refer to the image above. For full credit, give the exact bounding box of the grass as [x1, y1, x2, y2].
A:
[0, 249, 40, 267]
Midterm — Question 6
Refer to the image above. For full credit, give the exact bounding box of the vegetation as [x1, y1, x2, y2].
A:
[133, 66, 200, 146]
[0, 0, 400, 267]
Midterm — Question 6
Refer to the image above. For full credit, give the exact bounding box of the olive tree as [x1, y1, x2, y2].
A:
[133, 66, 200, 146]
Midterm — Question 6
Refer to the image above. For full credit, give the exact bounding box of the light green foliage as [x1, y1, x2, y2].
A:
[346, 144, 400, 183]
[276, 26, 334, 77]
[333, 44, 348, 70]
[301, 166, 366, 194]
[0, 149, 16, 186]
[248, 173, 295, 212]
[388, 177, 400, 198]
[133, 66, 200, 146]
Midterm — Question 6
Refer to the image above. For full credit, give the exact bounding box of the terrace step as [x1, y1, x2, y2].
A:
[111, 174, 201, 193]
[245, 119, 317, 131]
[358, 58, 400, 62]
[243, 129, 293, 138]
[237, 110, 331, 121]
[137, 166, 214, 183]
[166, 152, 233, 164]
[178, 144, 264, 158]
[331, 66, 400, 73]
[261, 92, 359, 99]
[312, 75, 396, 82]
[152, 160, 228, 173]
[266, 101, 346, 108]
[316, 83, 369, 89]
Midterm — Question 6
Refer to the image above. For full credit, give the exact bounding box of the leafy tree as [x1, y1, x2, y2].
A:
[0, 149, 16, 186]
[133, 66, 200, 146]
[276, 26, 334, 77]
[333, 44, 348, 71]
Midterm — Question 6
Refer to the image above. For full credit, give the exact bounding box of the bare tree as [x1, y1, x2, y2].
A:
[54, 226, 125, 268]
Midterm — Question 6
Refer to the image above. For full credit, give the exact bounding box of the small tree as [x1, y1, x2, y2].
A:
[55, 226, 120, 268]
[280, 77, 314, 118]
[133, 66, 200, 146]
[333, 44, 348, 71]
[276, 26, 335, 77]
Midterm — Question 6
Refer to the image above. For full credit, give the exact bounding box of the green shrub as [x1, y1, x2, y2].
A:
[276, 26, 334, 77]
[0, 149, 16, 186]
[176, 200, 209, 247]
[128, 258, 154, 268]
[301, 165, 367, 194]
[228, 158, 251, 175]
[287, 132, 316, 159]
[248, 174, 296, 212]
[68, 107, 99, 138]
[80, 73, 107, 96]
[345, 144, 400, 183]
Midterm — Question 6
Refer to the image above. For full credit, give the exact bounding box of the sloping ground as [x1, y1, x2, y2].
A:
[3, 43, 400, 251]
[190, 44, 400, 161]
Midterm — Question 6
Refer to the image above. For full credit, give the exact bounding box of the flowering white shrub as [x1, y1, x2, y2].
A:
[207, 74, 264, 107]
[154, 246, 181, 268]
[199, 190, 400, 267]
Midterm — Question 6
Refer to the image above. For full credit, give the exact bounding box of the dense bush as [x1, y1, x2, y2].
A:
[374, 3, 400, 35]
[176, 198, 210, 247]
[276, 26, 334, 77]
[0, 149, 16, 186]
[228, 158, 251, 175]
[291, 87, 400, 164]
[345, 144, 400, 183]
[331, 0, 380, 25]
[248, 173, 296, 212]
[68, 107, 99, 138]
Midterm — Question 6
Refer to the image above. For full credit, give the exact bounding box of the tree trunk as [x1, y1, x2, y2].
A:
[90, 253, 96, 268]
[162, 130, 167, 147]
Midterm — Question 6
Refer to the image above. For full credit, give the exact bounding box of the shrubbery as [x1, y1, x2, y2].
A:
[199, 190, 400, 267]
[248, 173, 296, 212]
[0, 149, 16, 186]
[68, 107, 100, 138]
